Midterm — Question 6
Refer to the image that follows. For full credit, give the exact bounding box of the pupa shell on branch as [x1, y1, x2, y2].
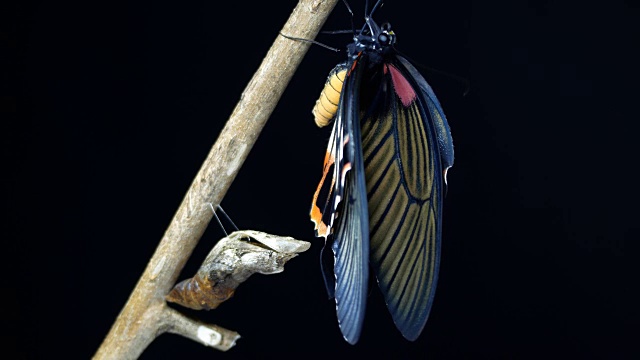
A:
[166, 230, 310, 310]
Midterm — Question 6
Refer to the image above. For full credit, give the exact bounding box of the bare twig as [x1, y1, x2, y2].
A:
[93, 1, 339, 358]
[161, 308, 240, 352]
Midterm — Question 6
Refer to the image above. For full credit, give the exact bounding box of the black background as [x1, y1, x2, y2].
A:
[4, 0, 640, 358]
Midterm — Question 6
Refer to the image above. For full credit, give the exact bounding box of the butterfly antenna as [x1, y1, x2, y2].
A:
[370, 0, 384, 18]
[364, 0, 372, 33]
[340, 0, 356, 37]
[363, 0, 384, 36]
[318, 1, 355, 38]
[281, 1, 367, 51]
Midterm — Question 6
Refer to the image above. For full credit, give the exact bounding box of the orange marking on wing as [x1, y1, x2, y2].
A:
[310, 204, 328, 236]
[310, 150, 336, 238]
[348, 55, 361, 75]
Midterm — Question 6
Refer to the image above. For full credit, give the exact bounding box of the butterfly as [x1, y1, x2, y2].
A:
[309, 0, 454, 345]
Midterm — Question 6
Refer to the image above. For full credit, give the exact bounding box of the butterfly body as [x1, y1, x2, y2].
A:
[310, 15, 454, 345]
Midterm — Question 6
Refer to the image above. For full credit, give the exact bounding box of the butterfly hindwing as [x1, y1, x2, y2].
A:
[332, 59, 369, 345]
[311, 60, 370, 344]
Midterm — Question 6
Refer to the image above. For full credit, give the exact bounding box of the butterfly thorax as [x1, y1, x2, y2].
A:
[347, 21, 396, 64]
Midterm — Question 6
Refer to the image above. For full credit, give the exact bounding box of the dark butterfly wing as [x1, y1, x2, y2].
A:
[362, 58, 453, 341]
[398, 56, 454, 173]
[332, 60, 369, 345]
[311, 60, 370, 344]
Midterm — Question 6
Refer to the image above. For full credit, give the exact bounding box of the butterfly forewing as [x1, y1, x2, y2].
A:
[398, 57, 454, 171]
[362, 60, 446, 341]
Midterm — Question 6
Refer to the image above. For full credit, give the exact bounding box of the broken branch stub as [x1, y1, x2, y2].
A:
[166, 230, 310, 310]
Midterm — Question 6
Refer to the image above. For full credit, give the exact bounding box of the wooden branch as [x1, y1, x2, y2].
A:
[161, 307, 240, 352]
[93, 1, 339, 358]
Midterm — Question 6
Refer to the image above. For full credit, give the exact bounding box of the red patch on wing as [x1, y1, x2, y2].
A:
[387, 64, 417, 107]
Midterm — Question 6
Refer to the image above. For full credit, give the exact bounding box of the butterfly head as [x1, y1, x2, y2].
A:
[348, 21, 396, 61]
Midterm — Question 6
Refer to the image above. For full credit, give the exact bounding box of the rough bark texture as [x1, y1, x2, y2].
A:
[93, 1, 338, 358]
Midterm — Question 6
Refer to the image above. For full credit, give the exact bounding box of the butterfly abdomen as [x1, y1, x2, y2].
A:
[312, 63, 348, 127]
